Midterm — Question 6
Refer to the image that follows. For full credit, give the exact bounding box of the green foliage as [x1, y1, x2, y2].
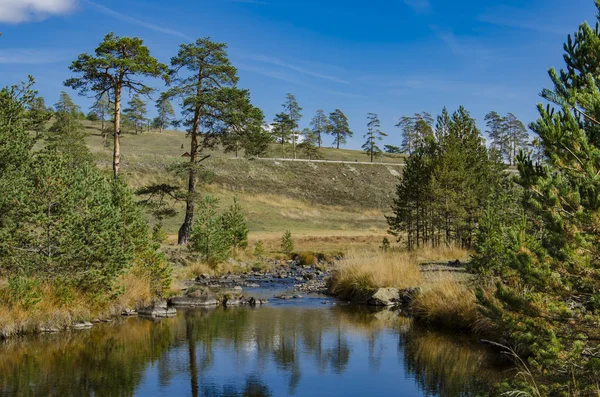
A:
[152, 224, 168, 244]
[253, 240, 265, 258]
[154, 92, 176, 133]
[281, 230, 294, 255]
[298, 128, 321, 160]
[65, 32, 168, 178]
[395, 112, 434, 154]
[222, 197, 249, 250]
[384, 144, 402, 154]
[272, 112, 293, 155]
[474, 4, 600, 393]
[310, 109, 329, 148]
[123, 94, 147, 134]
[241, 125, 273, 158]
[222, 90, 265, 157]
[47, 96, 91, 166]
[485, 111, 529, 165]
[387, 106, 506, 250]
[297, 251, 316, 266]
[167, 37, 246, 245]
[189, 196, 232, 266]
[362, 112, 387, 162]
[328, 109, 352, 149]
[380, 237, 391, 252]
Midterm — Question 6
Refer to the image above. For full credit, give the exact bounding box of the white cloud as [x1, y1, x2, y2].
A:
[403, 0, 430, 14]
[0, 0, 78, 23]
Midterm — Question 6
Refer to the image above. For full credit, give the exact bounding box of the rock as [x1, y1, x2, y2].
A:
[138, 300, 177, 318]
[122, 309, 138, 316]
[232, 286, 243, 291]
[368, 288, 400, 306]
[247, 297, 269, 306]
[72, 321, 93, 330]
[303, 272, 316, 280]
[224, 297, 242, 306]
[40, 327, 59, 333]
[246, 283, 260, 288]
[170, 289, 219, 307]
[295, 277, 304, 282]
[293, 295, 303, 299]
[274, 294, 293, 300]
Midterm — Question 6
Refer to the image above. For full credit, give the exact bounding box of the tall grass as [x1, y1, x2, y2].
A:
[411, 277, 479, 329]
[329, 249, 424, 300]
[0, 265, 158, 339]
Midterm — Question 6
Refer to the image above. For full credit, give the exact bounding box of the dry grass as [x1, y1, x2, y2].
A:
[0, 265, 159, 338]
[412, 276, 479, 330]
[329, 249, 424, 300]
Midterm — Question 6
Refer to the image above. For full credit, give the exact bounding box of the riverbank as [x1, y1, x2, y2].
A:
[327, 247, 485, 332]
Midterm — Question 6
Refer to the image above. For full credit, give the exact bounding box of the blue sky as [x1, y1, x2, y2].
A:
[0, 0, 596, 149]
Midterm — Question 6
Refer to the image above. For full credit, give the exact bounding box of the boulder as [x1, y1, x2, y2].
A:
[397, 287, 422, 306]
[138, 300, 177, 318]
[122, 308, 138, 316]
[170, 289, 219, 307]
[71, 321, 93, 330]
[368, 288, 400, 306]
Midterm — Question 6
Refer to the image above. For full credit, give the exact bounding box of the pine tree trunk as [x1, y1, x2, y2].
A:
[337, 132, 340, 149]
[113, 84, 122, 179]
[178, 70, 203, 245]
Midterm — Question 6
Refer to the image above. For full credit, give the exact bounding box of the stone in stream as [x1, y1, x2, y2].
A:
[368, 288, 400, 306]
[170, 288, 219, 307]
[122, 308, 138, 316]
[274, 294, 293, 300]
[71, 321, 93, 330]
[246, 283, 260, 288]
[138, 301, 177, 318]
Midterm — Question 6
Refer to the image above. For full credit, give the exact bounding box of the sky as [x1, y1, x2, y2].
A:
[0, 0, 597, 150]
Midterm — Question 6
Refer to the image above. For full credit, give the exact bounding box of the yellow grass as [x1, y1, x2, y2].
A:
[0, 265, 159, 338]
[412, 276, 479, 330]
[329, 249, 424, 300]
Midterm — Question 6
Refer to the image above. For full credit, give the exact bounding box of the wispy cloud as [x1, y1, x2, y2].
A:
[83, 0, 193, 41]
[429, 25, 497, 62]
[403, 0, 430, 14]
[0, 0, 78, 23]
[236, 53, 350, 84]
[478, 6, 570, 35]
[0, 48, 72, 64]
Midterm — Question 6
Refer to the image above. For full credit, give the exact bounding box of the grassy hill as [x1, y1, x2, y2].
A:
[82, 122, 404, 251]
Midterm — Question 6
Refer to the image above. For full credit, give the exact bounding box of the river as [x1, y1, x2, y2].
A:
[0, 292, 507, 397]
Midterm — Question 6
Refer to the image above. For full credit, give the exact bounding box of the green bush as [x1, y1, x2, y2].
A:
[254, 240, 265, 258]
[281, 230, 294, 255]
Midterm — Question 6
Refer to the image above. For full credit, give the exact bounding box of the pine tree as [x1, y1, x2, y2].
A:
[89, 92, 111, 132]
[221, 197, 249, 251]
[503, 112, 529, 165]
[272, 112, 293, 157]
[384, 145, 402, 154]
[328, 109, 352, 149]
[362, 112, 387, 162]
[474, 5, 600, 392]
[65, 32, 169, 179]
[484, 111, 505, 155]
[298, 128, 320, 160]
[282, 93, 302, 159]
[47, 102, 90, 167]
[168, 38, 247, 245]
[396, 116, 416, 154]
[27, 96, 52, 138]
[189, 196, 231, 266]
[281, 230, 294, 255]
[310, 109, 329, 148]
[154, 92, 175, 133]
[396, 112, 434, 154]
[222, 90, 265, 158]
[241, 125, 272, 158]
[123, 94, 147, 134]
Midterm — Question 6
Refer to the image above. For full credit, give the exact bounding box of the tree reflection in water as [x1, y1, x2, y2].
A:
[0, 305, 506, 397]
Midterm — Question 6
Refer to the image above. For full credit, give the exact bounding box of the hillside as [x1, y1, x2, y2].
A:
[83, 122, 404, 250]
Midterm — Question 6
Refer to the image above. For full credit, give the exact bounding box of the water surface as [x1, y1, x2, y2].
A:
[0, 304, 504, 397]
